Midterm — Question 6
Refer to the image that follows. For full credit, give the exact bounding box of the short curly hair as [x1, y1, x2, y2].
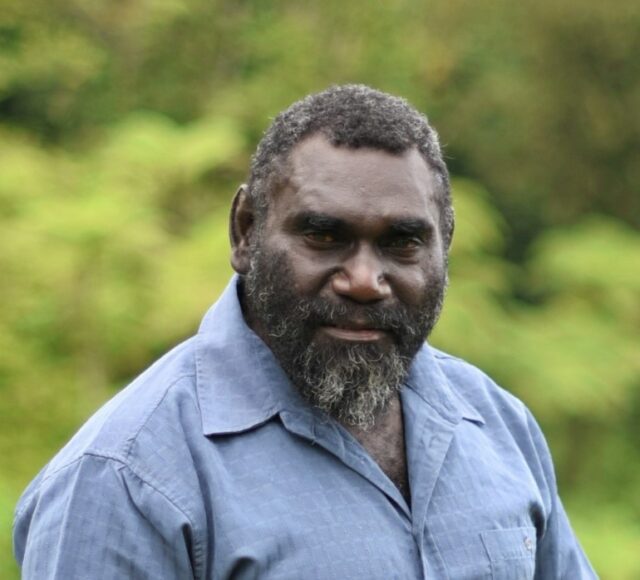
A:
[247, 84, 454, 249]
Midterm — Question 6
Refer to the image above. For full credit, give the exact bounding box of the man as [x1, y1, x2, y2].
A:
[14, 85, 596, 578]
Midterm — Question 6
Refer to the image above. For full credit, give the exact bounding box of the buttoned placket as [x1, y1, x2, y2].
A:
[402, 385, 462, 580]
[277, 385, 465, 580]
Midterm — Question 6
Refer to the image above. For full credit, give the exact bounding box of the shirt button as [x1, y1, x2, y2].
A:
[524, 536, 533, 552]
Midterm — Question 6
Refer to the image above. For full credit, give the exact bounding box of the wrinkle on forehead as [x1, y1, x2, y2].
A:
[273, 134, 441, 229]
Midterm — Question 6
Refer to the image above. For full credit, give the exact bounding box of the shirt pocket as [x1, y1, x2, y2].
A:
[480, 527, 537, 580]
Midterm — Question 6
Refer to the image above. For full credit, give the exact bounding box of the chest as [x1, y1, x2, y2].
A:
[198, 420, 542, 580]
[345, 403, 410, 501]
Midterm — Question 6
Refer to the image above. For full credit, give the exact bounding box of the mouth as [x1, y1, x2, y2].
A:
[319, 323, 388, 342]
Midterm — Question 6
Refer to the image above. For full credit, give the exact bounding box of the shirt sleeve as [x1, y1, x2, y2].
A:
[524, 409, 599, 580]
[14, 453, 197, 579]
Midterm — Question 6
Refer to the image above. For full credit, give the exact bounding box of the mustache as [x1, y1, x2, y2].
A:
[291, 297, 422, 339]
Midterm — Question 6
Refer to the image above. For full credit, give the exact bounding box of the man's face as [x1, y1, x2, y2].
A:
[240, 134, 448, 428]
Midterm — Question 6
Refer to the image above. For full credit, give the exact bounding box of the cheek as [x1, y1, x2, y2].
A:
[277, 247, 334, 295]
[391, 260, 446, 304]
[394, 273, 429, 304]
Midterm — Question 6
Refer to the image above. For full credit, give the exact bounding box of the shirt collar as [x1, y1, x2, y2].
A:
[195, 275, 310, 435]
[195, 276, 483, 435]
[405, 347, 485, 425]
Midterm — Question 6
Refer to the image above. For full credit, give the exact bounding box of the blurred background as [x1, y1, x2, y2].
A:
[1, 0, 638, 577]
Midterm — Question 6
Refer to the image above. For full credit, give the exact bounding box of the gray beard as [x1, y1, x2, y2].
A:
[292, 338, 409, 429]
[242, 245, 446, 429]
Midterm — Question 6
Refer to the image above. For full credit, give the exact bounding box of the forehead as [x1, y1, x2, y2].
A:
[269, 134, 440, 227]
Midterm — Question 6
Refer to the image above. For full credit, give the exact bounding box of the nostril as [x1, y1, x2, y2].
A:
[330, 268, 391, 303]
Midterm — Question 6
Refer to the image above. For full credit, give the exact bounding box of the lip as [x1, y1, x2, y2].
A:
[320, 325, 388, 342]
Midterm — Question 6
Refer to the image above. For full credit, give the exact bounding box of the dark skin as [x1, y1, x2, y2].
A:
[230, 134, 447, 503]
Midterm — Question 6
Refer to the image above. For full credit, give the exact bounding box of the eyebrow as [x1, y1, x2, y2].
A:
[387, 218, 432, 238]
[292, 212, 347, 232]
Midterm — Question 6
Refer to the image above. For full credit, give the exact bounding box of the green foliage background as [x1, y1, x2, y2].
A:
[1, 1, 638, 577]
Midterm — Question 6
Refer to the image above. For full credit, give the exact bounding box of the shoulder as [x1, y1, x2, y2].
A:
[13, 336, 214, 574]
[423, 347, 597, 577]
[17, 336, 203, 516]
[428, 345, 555, 481]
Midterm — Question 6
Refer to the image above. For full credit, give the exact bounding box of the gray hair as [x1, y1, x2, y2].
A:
[247, 84, 454, 248]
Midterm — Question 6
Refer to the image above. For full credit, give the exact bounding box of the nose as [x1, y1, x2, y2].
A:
[330, 245, 392, 303]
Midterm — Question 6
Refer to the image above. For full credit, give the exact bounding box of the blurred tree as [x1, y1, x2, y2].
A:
[3, 0, 638, 241]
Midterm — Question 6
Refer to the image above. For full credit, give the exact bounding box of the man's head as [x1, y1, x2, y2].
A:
[230, 85, 451, 428]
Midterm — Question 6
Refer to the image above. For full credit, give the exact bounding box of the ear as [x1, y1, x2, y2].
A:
[229, 184, 255, 275]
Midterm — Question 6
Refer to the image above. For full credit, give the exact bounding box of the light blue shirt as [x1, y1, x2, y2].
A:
[14, 277, 596, 579]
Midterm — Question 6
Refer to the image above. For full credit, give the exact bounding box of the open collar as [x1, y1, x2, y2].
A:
[195, 276, 484, 436]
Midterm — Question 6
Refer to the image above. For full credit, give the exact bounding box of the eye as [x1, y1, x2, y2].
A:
[385, 236, 422, 251]
[304, 231, 339, 245]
